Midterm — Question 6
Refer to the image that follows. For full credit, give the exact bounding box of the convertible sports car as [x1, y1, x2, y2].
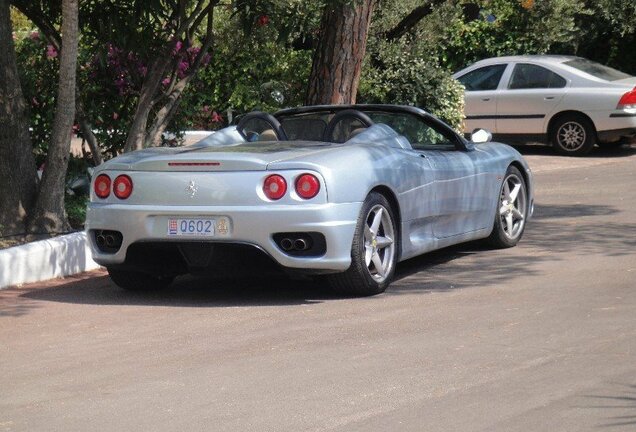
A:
[87, 105, 534, 296]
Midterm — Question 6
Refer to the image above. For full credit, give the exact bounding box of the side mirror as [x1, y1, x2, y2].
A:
[471, 129, 492, 143]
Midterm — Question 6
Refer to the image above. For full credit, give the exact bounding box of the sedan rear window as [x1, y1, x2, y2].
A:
[564, 58, 631, 81]
[509, 64, 567, 89]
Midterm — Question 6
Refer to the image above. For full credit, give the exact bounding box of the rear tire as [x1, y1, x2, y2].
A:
[328, 192, 398, 296]
[550, 114, 595, 156]
[486, 166, 528, 248]
[107, 268, 175, 291]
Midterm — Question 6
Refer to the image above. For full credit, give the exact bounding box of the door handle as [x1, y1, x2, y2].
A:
[544, 96, 555, 100]
[481, 98, 491, 101]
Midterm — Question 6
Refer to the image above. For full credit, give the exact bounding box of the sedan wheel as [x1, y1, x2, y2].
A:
[551, 114, 595, 156]
[329, 192, 397, 296]
[487, 166, 528, 248]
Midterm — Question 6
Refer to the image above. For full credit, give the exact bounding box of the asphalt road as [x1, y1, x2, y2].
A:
[2, 145, 635, 432]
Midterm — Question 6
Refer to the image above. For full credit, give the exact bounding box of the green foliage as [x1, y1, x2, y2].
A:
[359, 39, 465, 131]
[14, 30, 59, 160]
[440, 0, 588, 71]
[65, 193, 88, 229]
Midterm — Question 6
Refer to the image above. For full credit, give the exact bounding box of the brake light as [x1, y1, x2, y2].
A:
[113, 175, 133, 199]
[618, 87, 636, 108]
[263, 174, 287, 200]
[295, 174, 320, 199]
[94, 174, 111, 199]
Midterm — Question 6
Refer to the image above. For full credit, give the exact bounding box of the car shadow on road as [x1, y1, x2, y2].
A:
[15, 203, 634, 309]
[579, 383, 636, 428]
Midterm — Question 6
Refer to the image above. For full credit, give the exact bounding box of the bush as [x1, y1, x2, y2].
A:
[359, 40, 465, 131]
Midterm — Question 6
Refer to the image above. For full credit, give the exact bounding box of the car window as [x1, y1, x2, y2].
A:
[563, 58, 631, 81]
[366, 112, 457, 150]
[457, 64, 507, 91]
[508, 63, 567, 89]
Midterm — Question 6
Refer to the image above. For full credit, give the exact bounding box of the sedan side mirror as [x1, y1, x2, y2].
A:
[471, 129, 492, 143]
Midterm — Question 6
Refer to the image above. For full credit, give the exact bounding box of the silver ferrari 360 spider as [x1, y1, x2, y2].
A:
[87, 105, 534, 296]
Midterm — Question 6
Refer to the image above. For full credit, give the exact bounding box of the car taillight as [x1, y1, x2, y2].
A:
[94, 174, 111, 199]
[263, 174, 287, 200]
[113, 175, 133, 199]
[618, 87, 636, 108]
[295, 174, 320, 199]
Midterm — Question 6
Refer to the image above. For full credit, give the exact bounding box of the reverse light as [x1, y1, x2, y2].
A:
[295, 174, 320, 199]
[618, 87, 636, 109]
[113, 175, 133, 199]
[263, 174, 287, 200]
[94, 174, 111, 199]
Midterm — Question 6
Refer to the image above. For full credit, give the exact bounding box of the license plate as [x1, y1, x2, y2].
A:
[167, 218, 215, 236]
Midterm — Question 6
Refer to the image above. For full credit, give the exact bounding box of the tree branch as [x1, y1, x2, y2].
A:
[383, 0, 446, 41]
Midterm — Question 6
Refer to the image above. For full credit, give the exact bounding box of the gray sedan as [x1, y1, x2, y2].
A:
[86, 105, 534, 296]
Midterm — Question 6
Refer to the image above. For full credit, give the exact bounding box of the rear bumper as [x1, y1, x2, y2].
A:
[86, 202, 361, 272]
[597, 127, 636, 144]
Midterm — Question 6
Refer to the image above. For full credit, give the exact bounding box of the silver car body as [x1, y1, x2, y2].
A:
[453, 55, 636, 144]
[86, 105, 534, 274]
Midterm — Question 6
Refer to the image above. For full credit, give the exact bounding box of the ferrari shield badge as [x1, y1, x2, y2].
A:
[185, 180, 198, 198]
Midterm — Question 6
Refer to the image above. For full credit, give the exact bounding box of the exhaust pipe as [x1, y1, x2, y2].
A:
[105, 235, 116, 247]
[294, 238, 309, 251]
[96, 234, 106, 247]
[280, 238, 294, 251]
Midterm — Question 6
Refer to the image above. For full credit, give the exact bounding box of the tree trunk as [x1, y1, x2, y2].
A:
[0, 0, 38, 238]
[27, 0, 79, 235]
[123, 54, 173, 153]
[306, 0, 375, 105]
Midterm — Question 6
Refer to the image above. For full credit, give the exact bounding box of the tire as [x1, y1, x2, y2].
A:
[550, 114, 596, 156]
[486, 166, 528, 248]
[328, 192, 398, 296]
[107, 268, 175, 291]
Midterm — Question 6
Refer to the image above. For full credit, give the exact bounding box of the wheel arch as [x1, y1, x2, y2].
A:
[369, 185, 402, 261]
[547, 110, 598, 142]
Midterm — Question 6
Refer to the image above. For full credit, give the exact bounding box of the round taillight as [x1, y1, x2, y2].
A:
[113, 175, 133, 199]
[295, 174, 320, 199]
[94, 174, 111, 199]
[263, 174, 287, 200]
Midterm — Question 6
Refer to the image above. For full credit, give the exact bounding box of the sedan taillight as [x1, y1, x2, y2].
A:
[618, 87, 636, 109]
[94, 174, 111, 199]
[113, 175, 133, 199]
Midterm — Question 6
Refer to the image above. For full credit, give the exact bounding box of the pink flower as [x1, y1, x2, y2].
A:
[46, 45, 58, 59]
[162, 77, 171, 86]
[256, 15, 270, 27]
[31, 97, 39, 106]
[211, 111, 223, 123]
[202, 105, 210, 112]
[29, 31, 40, 40]
[112, 112, 119, 120]
[174, 41, 183, 52]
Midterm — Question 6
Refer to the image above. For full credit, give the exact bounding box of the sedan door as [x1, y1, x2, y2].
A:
[496, 63, 568, 136]
[455, 63, 509, 133]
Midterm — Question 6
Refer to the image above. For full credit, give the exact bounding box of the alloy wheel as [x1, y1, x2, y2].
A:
[363, 205, 395, 283]
[498, 173, 527, 240]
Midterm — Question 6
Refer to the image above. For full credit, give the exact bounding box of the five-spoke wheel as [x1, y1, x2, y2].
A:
[329, 192, 397, 296]
[487, 166, 528, 248]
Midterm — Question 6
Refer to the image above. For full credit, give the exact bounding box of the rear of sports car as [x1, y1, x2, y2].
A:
[86, 148, 361, 281]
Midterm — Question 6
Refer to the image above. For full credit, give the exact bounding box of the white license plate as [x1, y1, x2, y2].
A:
[167, 218, 215, 236]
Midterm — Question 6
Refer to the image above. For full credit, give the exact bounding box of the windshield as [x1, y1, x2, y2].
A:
[564, 58, 632, 81]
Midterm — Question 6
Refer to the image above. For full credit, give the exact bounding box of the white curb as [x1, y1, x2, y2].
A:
[0, 232, 100, 289]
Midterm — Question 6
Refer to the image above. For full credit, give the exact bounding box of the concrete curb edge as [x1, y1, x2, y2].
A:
[0, 232, 100, 290]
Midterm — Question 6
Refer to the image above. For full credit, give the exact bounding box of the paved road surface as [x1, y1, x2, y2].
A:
[1, 145, 635, 431]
